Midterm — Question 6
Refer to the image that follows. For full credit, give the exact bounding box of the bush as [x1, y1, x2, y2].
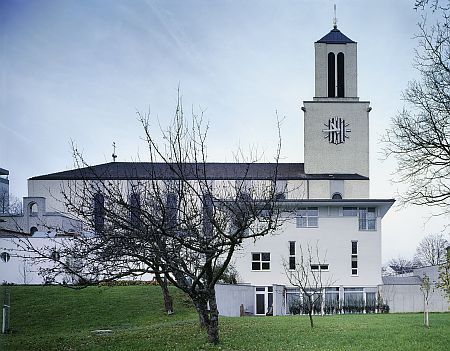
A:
[98, 280, 160, 287]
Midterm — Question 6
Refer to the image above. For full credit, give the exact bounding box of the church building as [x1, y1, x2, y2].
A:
[1, 25, 398, 315]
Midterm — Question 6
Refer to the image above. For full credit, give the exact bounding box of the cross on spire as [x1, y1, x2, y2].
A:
[333, 4, 338, 29]
[112, 142, 117, 162]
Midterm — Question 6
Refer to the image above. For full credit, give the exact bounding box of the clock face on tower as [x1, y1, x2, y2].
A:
[322, 117, 351, 144]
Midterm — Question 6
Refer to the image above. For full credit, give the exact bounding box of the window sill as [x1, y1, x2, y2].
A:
[251, 270, 271, 272]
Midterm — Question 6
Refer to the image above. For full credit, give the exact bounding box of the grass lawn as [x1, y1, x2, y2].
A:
[1, 285, 449, 351]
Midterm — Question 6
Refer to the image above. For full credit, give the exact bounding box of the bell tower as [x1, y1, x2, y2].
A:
[303, 23, 371, 197]
[314, 24, 357, 99]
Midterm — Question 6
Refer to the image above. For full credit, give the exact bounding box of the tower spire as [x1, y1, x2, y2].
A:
[333, 4, 337, 29]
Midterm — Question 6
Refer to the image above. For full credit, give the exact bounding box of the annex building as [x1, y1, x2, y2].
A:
[4, 25, 446, 316]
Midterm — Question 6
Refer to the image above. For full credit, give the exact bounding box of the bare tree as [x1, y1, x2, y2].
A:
[420, 273, 433, 328]
[283, 243, 333, 328]
[437, 246, 450, 301]
[8, 194, 23, 215]
[0, 192, 22, 215]
[383, 2, 450, 214]
[19, 95, 283, 344]
[414, 233, 449, 266]
[387, 256, 417, 274]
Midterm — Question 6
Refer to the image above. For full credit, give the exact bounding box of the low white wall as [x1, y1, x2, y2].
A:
[379, 284, 449, 313]
[215, 283, 254, 317]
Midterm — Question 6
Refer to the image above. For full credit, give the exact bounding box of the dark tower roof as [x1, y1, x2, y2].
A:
[316, 28, 355, 44]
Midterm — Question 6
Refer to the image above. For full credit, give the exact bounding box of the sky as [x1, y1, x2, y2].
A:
[1, 0, 448, 262]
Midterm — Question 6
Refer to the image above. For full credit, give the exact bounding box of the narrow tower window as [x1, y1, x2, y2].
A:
[289, 241, 296, 270]
[337, 52, 345, 97]
[351, 241, 358, 275]
[327, 52, 335, 97]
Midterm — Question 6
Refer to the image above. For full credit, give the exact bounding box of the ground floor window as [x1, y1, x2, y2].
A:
[343, 287, 364, 313]
[324, 287, 340, 314]
[285, 287, 381, 315]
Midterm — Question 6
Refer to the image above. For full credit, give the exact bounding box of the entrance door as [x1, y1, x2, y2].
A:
[255, 286, 274, 315]
[256, 287, 265, 315]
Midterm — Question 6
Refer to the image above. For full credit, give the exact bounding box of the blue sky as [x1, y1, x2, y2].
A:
[1, 0, 446, 260]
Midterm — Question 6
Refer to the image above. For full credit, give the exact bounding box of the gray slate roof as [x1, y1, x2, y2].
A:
[382, 275, 422, 285]
[30, 162, 369, 181]
[316, 28, 355, 44]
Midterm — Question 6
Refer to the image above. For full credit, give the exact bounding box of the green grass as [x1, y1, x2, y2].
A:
[1, 285, 449, 351]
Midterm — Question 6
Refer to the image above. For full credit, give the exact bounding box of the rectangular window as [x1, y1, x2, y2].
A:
[343, 207, 357, 216]
[344, 287, 364, 310]
[296, 207, 319, 228]
[351, 241, 358, 275]
[289, 241, 295, 256]
[289, 257, 296, 270]
[358, 207, 376, 231]
[310, 264, 329, 271]
[289, 241, 296, 270]
[252, 252, 270, 271]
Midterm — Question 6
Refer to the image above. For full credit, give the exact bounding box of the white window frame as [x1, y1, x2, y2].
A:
[252, 252, 271, 271]
[296, 207, 319, 228]
[351, 241, 358, 276]
[310, 263, 329, 271]
[358, 207, 376, 231]
[289, 241, 296, 270]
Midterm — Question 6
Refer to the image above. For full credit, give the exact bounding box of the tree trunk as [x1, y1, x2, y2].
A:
[207, 288, 220, 344]
[155, 272, 174, 315]
[193, 299, 209, 329]
[308, 296, 314, 328]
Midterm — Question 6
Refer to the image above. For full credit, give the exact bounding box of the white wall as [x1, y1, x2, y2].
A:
[380, 284, 449, 313]
[0, 238, 65, 284]
[215, 283, 255, 317]
[233, 211, 382, 288]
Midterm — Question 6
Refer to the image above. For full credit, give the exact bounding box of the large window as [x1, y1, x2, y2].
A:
[351, 241, 358, 276]
[359, 207, 376, 230]
[324, 287, 340, 314]
[129, 192, 141, 228]
[296, 207, 318, 228]
[343, 287, 364, 313]
[252, 252, 270, 271]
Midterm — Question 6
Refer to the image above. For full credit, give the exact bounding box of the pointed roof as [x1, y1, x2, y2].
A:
[316, 27, 355, 44]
